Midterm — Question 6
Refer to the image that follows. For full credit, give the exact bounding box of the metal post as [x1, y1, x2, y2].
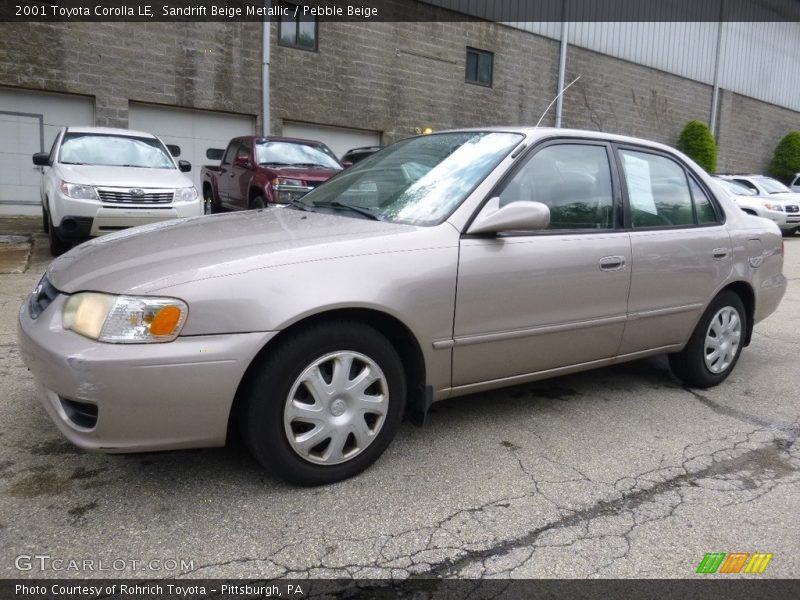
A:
[710, 7, 725, 136]
[555, 20, 569, 128]
[262, 2, 271, 136]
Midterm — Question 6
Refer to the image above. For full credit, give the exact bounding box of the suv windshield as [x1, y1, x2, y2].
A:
[256, 141, 341, 169]
[756, 177, 792, 194]
[295, 131, 523, 226]
[59, 133, 175, 168]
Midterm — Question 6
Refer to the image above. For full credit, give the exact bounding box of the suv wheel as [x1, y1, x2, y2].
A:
[48, 219, 71, 256]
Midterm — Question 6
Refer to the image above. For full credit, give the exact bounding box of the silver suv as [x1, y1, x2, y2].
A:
[717, 174, 800, 235]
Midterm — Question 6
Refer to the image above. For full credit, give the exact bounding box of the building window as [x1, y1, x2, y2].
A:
[465, 47, 493, 87]
[278, 3, 318, 51]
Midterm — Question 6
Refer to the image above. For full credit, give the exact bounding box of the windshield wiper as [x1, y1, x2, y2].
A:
[311, 201, 382, 220]
[288, 198, 313, 212]
[259, 161, 293, 167]
[293, 162, 330, 168]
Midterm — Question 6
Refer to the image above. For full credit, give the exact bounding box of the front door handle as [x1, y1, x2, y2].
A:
[599, 255, 626, 271]
[713, 248, 730, 260]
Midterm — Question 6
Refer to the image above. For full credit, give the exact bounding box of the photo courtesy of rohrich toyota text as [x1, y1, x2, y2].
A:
[1, 0, 799, 598]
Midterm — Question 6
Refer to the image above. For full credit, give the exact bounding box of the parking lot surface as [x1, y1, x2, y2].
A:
[1, 216, 798, 579]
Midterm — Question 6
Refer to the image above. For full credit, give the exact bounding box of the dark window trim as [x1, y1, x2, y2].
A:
[464, 137, 624, 237]
[465, 46, 494, 88]
[277, 2, 319, 52]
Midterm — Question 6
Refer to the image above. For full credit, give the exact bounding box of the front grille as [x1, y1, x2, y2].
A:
[97, 188, 174, 204]
[785, 205, 798, 213]
[28, 275, 60, 319]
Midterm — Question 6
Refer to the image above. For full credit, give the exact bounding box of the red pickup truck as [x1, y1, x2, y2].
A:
[201, 136, 342, 212]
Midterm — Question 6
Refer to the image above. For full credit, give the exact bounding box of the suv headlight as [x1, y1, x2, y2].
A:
[174, 186, 198, 203]
[62, 292, 188, 343]
[59, 181, 98, 200]
[760, 201, 783, 211]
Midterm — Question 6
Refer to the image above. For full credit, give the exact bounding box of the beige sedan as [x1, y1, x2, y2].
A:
[18, 128, 787, 485]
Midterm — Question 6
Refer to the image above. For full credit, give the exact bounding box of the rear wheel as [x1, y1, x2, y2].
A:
[668, 291, 746, 388]
[239, 321, 406, 485]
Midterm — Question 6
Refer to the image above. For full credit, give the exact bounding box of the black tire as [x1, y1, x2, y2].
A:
[42, 205, 49, 233]
[48, 219, 71, 256]
[203, 185, 221, 214]
[668, 291, 747, 388]
[239, 320, 406, 485]
[781, 227, 797, 237]
[250, 194, 266, 210]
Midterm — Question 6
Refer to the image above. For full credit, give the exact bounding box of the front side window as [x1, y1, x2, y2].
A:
[296, 131, 522, 226]
[222, 143, 239, 165]
[717, 178, 756, 196]
[466, 47, 493, 87]
[256, 141, 341, 169]
[732, 179, 760, 194]
[278, 3, 318, 51]
[620, 150, 695, 228]
[498, 143, 615, 230]
[58, 133, 174, 169]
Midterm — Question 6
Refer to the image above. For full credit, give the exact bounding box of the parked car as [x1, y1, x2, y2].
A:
[712, 177, 788, 230]
[201, 136, 342, 212]
[716, 174, 800, 235]
[790, 173, 800, 192]
[341, 145, 384, 167]
[33, 126, 201, 256]
[20, 128, 786, 485]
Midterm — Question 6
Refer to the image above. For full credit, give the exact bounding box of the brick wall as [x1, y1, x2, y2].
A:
[0, 22, 262, 127]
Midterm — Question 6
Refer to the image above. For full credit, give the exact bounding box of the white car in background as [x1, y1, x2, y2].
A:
[790, 173, 800, 192]
[33, 127, 202, 256]
[713, 177, 788, 230]
[716, 174, 799, 236]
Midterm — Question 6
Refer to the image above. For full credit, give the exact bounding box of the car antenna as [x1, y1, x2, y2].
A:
[535, 75, 581, 128]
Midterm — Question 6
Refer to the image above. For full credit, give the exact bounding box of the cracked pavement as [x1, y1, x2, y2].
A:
[1, 217, 798, 580]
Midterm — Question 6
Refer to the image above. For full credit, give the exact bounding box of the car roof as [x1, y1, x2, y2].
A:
[65, 126, 157, 138]
[344, 146, 383, 153]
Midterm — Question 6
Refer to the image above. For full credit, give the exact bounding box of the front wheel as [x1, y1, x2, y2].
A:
[249, 194, 266, 210]
[239, 321, 406, 485]
[781, 227, 798, 237]
[668, 291, 746, 388]
[48, 219, 71, 256]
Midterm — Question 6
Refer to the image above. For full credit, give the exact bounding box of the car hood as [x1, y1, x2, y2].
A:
[56, 164, 194, 188]
[769, 192, 800, 204]
[265, 165, 341, 182]
[47, 208, 435, 294]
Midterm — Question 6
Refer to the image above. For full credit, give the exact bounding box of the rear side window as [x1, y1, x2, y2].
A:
[620, 150, 702, 228]
[689, 177, 719, 224]
[498, 143, 615, 230]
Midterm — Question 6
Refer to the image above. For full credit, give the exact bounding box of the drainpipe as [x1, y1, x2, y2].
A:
[709, 10, 724, 136]
[555, 20, 569, 127]
[262, 3, 271, 136]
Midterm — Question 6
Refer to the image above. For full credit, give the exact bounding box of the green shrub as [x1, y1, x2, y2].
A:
[676, 120, 717, 173]
[769, 132, 800, 183]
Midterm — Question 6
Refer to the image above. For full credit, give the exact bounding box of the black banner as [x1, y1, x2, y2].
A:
[2, 579, 800, 599]
[1, 0, 800, 23]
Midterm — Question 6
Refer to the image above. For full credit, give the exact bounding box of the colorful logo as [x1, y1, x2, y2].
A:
[696, 552, 773, 574]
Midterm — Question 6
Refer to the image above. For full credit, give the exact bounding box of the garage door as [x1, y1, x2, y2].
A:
[130, 103, 255, 191]
[283, 121, 381, 160]
[0, 88, 93, 211]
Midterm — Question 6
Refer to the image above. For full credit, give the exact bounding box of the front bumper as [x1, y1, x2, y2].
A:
[18, 292, 277, 452]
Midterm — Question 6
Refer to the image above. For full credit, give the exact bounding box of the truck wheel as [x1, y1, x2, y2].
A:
[203, 186, 220, 214]
[250, 195, 266, 210]
[48, 221, 71, 256]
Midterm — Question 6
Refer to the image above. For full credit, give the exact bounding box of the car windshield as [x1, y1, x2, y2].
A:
[295, 131, 523, 226]
[256, 141, 341, 169]
[59, 133, 175, 168]
[717, 178, 756, 196]
[756, 177, 792, 194]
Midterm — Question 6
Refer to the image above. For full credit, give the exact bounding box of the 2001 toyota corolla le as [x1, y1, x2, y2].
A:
[19, 128, 787, 485]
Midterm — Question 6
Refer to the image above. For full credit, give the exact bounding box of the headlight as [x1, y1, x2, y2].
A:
[174, 186, 198, 203]
[273, 178, 304, 187]
[63, 292, 188, 343]
[59, 181, 98, 200]
[761, 201, 783, 211]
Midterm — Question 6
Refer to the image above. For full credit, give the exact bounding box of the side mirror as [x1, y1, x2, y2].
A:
[32, 152, 51, 167]
[178, 160, 192, 173]
[234, 155, 250, 169]
[468, 197, 550, 235]
[167, 144, 181, 157]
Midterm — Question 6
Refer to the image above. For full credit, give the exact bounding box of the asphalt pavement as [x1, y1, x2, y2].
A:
[0, 216, 798, 580]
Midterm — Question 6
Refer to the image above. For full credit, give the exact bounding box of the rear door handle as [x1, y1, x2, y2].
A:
[713, 248, 730, 260]
[599, 256, 626, 271]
